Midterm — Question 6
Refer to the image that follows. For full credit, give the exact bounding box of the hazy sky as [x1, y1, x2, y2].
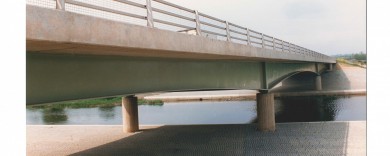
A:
[166, 0, 366, 55]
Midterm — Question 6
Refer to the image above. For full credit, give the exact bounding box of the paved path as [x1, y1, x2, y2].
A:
[27, 121, 365, 156]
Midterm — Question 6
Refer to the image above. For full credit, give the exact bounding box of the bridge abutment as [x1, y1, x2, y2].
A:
[315, 75, 322, 91]
[122, 95, 139, 133]
[256, 93, 275, 132]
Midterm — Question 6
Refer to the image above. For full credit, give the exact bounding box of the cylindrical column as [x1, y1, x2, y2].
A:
[122, 95, 139, 133]
[329, 64, 333, 71]
[315, 75, 322, 91]
[256, 93, 275, 132]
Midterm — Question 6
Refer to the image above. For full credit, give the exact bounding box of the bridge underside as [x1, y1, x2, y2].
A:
[27, 53, 327, 105]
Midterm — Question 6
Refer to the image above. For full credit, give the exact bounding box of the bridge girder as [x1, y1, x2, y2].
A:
[27, 53, 328, 105]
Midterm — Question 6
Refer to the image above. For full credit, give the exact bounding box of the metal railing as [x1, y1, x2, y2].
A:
[27, 0, 331, 60]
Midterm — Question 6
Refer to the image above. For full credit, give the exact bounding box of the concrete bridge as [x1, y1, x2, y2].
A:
[26, 0, 336, 132]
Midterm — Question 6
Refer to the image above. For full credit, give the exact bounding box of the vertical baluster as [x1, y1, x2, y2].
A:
[246, 28, 251, 45]
[261, 33, 265, 48]
[225, 21, 231, 42]
[288, 42, 291, 53]
[195, 10, 201, 35]
[272, 37, 275, 50]
[146, 0, 154, 28]
[56, 0, 65, 11]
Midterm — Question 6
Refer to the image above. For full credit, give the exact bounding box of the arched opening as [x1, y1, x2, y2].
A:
[270, 71, 319, 92]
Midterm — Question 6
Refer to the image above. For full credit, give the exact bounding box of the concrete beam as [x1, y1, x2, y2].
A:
[26, 5, 335, 63]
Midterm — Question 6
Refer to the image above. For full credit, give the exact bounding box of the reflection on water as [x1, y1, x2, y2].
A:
[273, 96, 338, 123]
[42, 107, 68, 124]
[98, 106, 116, 119]
[26, 95, 366, 125]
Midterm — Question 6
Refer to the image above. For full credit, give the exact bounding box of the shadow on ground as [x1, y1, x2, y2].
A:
[70, 123, 351, 156]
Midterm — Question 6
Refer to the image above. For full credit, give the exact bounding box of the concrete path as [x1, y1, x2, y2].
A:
[27, 121, 366, 156]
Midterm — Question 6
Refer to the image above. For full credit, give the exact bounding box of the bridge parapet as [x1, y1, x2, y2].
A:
[27, 0, 334, 61]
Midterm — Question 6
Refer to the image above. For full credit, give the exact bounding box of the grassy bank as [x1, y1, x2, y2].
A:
[336, 58, 366, 68]
[27, 97, 163, 109]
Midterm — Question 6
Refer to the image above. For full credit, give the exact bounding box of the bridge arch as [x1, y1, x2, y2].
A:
[269, 71, 320, 91]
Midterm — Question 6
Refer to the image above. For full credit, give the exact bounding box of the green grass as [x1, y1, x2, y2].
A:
[27, 97, 163, 109]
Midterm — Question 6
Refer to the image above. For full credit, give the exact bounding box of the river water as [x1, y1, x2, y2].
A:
[26, 95, 366, 125]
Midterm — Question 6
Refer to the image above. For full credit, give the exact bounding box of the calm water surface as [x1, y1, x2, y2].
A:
[26, 95, 366, 125]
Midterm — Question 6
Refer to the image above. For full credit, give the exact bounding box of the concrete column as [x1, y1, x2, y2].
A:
[315, 75, 322, 91]
[256, 93, 275, 132]
[329, 64, 333, 71]
[122, 95, 139, 133]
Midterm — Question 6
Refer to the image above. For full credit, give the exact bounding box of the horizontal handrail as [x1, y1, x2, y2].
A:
[114, 0, 146, 9]
[249, 29, 262, 35]
[198, 12, 225, 23]
[152, 7, 194, 22]
[201, 29, 227, 37]
[199, 21, 225, 30]
[249, 35, 262, 40]
[230, 29, 247, 36]
[251, 41, 262, 45]
[66, 0, 146, 20]
[152, 0, 194, 13]
[264, 43, 274, 47]
[229, 22, 246, 30]
[154, 19, 194, 30]
[26, 0, 332, 61]
[231, 36, 248, 42]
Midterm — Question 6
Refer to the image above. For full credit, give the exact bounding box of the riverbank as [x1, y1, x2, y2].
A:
[27, 121, 366, 156]
[27, 97, 163, 109]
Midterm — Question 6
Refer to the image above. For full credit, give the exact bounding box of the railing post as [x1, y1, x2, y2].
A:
[225, 21, 231, 42]
[246, 28, 251, 45]
[299, 46, 302, 54]
[146, 0, 154, 28]
[56, 0, 65, 11]
[195, 10, 202, 36]
[281, 41, 284, 52]
[261, 33, 265, 48]
[288, 42, 291, 53]
[294, 44, 298, 54]
[272, 37, 275, 50]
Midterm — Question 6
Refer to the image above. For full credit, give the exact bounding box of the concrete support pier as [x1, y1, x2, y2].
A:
[329, 64, 333, 71]
[122, 95, 139, 133]
[256, 93, 275, 132]
[315, 75, 322, 91]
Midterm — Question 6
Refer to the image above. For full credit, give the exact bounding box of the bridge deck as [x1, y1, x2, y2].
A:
[27, 5, 335, 63]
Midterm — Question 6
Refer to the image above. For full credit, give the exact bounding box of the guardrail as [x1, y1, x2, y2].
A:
[27, 0, 332, 60]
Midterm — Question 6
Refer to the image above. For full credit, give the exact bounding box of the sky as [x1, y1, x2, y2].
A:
[166, 0, 366, 56]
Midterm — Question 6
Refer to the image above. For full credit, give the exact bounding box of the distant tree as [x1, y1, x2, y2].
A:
[353, 51, 366, 60]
